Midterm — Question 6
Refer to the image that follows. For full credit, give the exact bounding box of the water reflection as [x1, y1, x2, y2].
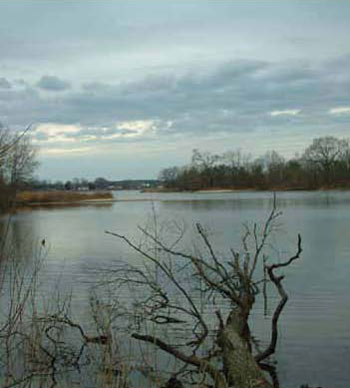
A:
[0, 190, 350, 387]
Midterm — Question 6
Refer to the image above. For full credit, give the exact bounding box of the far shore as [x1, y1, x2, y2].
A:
[13, 186, 350, 209]
[142, 186, 350, 193]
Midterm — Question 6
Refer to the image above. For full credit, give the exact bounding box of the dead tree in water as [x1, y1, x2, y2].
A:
[106, 196, 302, 388]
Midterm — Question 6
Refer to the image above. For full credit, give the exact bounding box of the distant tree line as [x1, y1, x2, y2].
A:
[30, 177, 160, 191]
[159, 136, 350, 191]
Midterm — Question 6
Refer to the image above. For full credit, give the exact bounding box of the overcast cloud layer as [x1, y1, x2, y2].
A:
[1, 1, 350, 180]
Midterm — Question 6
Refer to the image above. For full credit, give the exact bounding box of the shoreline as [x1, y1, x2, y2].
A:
[22, 198, 118, 207]
[15, 190, 115, 208]
[11, 187, 350, 210]
[142, 186, 350, 193]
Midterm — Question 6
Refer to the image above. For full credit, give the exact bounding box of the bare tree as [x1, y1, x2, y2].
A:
[0, 124, 38, 210]
[303, 136, 349, 184]
[191, 149, 220, 188]
[158, 166, 180, 188]
[105, 197, 302, 388]
[6, 135, 38, 187]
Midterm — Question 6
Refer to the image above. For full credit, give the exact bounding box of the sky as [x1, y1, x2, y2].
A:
[0, 1, 350, 181]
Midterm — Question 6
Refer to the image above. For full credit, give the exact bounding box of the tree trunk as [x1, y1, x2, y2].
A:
[217, 310, 272, 388]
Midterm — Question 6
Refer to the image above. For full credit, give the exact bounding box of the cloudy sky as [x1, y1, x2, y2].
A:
[1, 1, 350, 180]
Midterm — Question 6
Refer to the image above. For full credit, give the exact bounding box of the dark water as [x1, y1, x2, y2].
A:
[2, 190, 350, 387]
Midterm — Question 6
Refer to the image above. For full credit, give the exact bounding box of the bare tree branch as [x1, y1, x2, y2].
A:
[255, 234, 302, 363]
[131, 333, 227, 388]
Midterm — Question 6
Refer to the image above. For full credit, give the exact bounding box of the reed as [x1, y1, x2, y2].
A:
[16, 190, 114, 205]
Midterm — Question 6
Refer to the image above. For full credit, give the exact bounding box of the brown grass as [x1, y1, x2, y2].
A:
[16, 190, 114, 205]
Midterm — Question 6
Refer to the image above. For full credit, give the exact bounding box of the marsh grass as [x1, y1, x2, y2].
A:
[16, 190, 114, 206]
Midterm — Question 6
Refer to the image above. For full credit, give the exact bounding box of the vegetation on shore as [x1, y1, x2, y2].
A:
[16, 190, 114, 206]
[0, 124, 38, 212]
[159, 136, 350, 192]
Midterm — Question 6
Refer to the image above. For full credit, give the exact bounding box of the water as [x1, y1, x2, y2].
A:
[2, 190, 350, 387]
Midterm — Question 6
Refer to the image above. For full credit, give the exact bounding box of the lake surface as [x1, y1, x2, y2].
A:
[2, 190, 350, 387]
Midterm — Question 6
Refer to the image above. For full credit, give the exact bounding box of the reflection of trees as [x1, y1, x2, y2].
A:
[163, 199, 266, 212]
[0, 214, 37, 265]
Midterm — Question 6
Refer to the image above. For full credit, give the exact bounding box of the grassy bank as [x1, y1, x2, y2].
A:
[16, 190, 114, 206]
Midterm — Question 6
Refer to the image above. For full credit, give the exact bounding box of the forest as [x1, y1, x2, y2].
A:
[159, 136, 350, 191]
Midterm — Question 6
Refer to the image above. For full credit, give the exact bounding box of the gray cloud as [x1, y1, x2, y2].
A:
[1, 55, 350, 150]
[81, 82, 111, 92]
[66, 56, 349, 134]
[0, 77, 12, 89]
[36, 75, 71, 91]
